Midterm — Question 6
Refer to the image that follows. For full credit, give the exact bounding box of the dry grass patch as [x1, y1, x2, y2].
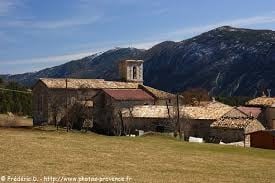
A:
[0, 128, 275, 183]
[0, 114, 32, 127]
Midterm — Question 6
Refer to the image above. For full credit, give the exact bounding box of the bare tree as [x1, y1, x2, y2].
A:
[181, 88, 210, 105]
[166, 94, 190, 140]
[106, 100, 135, 136]
[49, 95, 65, 130]
[68, 101, 92, 131]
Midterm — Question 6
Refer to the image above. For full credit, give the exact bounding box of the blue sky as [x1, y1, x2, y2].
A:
[1, 0, 275, 74]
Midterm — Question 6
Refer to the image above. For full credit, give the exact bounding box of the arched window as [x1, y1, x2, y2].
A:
[133, 66, 137, 79]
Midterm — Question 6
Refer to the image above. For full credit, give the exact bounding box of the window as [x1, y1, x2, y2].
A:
[133, 66, 137, 79]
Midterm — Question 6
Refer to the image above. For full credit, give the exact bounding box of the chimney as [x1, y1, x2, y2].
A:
[267, 89, 271, 97]
[212, 97, 216, 102]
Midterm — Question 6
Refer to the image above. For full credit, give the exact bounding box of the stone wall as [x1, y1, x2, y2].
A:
[265, 107, 275, 129]
[183, 119, 214, 141]
[33, 81, 100, 125]
[122, 117, 174, 134]
[119, 60, 143, 83]
[210, 128, 244, 143]
[32, 81, 49, 125]
[92, 92, 155, 135]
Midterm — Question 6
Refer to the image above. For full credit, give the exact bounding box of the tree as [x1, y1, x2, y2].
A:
[181, 88, 210, 105]
[49, 96, 64, 129]
[216, 96, 252, 106]
[0, 81, 32, 116]
[58, 101, 93, 131]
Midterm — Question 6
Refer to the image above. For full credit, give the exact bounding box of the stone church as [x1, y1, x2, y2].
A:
[32, 60, 180, 134]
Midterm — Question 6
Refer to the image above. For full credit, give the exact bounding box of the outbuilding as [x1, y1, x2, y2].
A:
[210, 107, 265, 146]
[249, 130, 275, 150]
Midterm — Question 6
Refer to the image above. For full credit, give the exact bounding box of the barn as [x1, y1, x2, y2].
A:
[246, 96, 275, 128]
[249, 130, 275, 150]
[210, 107, 265, 146]
[121, 101, 233, 140]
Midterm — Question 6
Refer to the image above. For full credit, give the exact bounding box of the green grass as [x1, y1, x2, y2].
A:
[0, 128, 275, 183]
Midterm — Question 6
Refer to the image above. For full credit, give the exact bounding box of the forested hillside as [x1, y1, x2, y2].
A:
[0, 78, 32, 116]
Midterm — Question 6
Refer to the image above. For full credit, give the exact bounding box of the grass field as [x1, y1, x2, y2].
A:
[0, 128, 275, 183]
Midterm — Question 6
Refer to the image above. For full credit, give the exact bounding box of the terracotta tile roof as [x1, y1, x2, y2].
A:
[102, 89, 154, 101]
[39, 78, 139, 89]
[122, 105, 173, 118]
[139, 85, 175, 99]
[181, 102, 233, 120]
[221, 107, 249, 118]
[246, 97, 275, 107]
[121, 102, 232, 120]
[211, 118, 262, 129]
[237, 106, 262, 118]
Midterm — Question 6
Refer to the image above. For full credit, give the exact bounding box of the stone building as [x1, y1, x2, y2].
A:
[121, 101, 233, 139]
[32, 59, 180, 134]
[180, 101, 232, 140]
[210, 107, 265, 146]
[119, 60, 143, 83]
[246, 96, 275, 129]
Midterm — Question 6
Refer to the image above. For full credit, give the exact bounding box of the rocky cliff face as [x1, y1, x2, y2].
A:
[3, 26, 275, 96]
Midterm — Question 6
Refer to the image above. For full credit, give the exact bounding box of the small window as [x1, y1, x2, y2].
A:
[133, 66, 137, 79]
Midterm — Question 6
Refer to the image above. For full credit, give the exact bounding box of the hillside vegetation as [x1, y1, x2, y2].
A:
[0, 128, 275, 183]
[0, 79, 32, 116]
[4, 26, 275, 96]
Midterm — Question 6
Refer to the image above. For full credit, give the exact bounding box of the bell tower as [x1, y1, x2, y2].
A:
[119, 60, 143, 83]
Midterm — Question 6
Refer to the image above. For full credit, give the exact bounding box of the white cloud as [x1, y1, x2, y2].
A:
[1, 16, 101, 29]
[1, 40, 158, 67]
[0, 0, 16, 15]
[0, 0, 23, 16]
[32, 16, 101, 29]
[2, 50, 102, 65]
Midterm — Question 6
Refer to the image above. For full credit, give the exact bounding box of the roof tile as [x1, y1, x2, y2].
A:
[102, 89, 154, 101]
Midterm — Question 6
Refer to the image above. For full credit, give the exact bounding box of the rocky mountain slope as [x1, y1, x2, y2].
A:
[3, 26, 275, 96]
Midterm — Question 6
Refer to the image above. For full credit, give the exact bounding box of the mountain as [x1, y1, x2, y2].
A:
[3, 26, 275, 97]
[2, 48, 145, 86]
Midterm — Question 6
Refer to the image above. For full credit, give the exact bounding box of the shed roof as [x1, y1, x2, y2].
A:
[248, 130, 275, 136]
[121, 102, 232, 120]
[122, 105, 173, 118]
[221, 107, 249, 119]
[211, 118, 260, 129]
[237, 106, 262, 118]
[138, 85, 176, 99]
[39, 78, 139, 89]
[102, 89, 154, 101]
[182, 102, 233, 120]
[246, 97, 275, 107]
